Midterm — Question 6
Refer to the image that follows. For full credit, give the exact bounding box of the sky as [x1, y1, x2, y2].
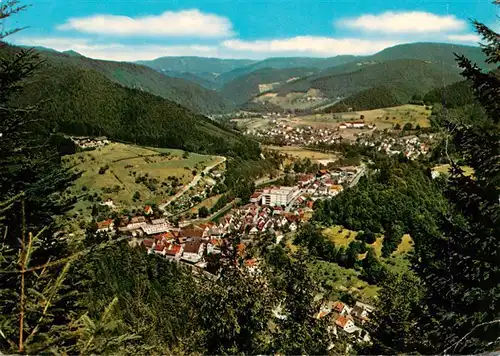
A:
[6, 0, 499, 61]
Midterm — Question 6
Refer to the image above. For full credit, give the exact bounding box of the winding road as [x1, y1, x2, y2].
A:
[159, 157, 226, 212]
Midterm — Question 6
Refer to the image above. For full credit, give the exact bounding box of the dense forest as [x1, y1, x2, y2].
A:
[220, 67, 318, 104]
[276, 59, 463, 103]
[324, 86, 403, 113]
[2, 44, 235, 115]
[313, 159, 449, 256]
[7, 53, 260, 159]
[423, 80, 476, 108]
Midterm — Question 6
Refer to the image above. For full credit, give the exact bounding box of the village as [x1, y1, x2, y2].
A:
[357, 133, 433, 159]
[94, 165, 363, 271]
[92, 161, 373, 347]
[245, 119, 374, 146]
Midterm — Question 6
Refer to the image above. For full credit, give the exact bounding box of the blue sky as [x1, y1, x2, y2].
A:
[7, 0, 499, 61]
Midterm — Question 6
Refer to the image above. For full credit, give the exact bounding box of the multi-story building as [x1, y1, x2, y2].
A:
[261, 186, 299, 207]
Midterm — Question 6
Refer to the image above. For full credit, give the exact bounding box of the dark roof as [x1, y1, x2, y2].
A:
[180, 228, 204, 238]
[183, 240, 202, 254]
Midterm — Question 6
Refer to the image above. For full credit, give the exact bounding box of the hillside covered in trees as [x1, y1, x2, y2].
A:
[324, 86, 403, 113]
[3, 44, 234, 115]
[220, 67, 318, 104]
[10, 52, 259, 159]
[274, 59, 463, 103]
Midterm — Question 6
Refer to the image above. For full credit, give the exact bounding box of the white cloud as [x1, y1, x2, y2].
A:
[57, 9, 234, 38]
[11, 37, 221, 61]
[338, 11, 466, 34]
[446, 34, 481, 43]
[222, 36, 401, 56]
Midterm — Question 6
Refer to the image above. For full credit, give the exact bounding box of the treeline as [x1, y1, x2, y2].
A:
[10, 59, 260, 159]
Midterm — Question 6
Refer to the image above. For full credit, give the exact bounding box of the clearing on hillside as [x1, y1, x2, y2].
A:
[264, 145, 338, 163]
[338, 104, 432, 129]
[291, 104, 432, 130]
[65, 142, 224, 212]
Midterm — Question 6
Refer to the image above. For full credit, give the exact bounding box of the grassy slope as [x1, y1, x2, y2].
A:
[315, 225, 414, 301]
[66, 143, 221, 210]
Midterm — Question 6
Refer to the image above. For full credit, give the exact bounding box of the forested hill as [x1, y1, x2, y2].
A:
[12, 52, 259, 159]
[324, 86, 403, 113]
[275, 59, 463, 103]
[220, 67, 318, 104]
[368, 42, 491, 68]
[4, 44, 234, 115]
[423, 80, 475, 107]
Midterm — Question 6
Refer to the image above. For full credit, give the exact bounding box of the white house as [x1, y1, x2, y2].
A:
[181, 240, 204, 263]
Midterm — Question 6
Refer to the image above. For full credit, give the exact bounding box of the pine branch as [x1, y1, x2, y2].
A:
[443, 319, 500, 354]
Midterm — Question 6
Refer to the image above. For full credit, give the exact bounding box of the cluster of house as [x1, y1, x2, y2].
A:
[316, 300, 374, 344]
[218, 203, 304, 239]
[70, 136, 110, 150]
[247, 122, 342, 146]
[358, 134, 431, 159]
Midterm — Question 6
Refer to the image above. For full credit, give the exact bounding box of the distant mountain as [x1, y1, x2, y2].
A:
[6, 48, 258, 158]
[220, 67, 318, 104]
[62, 50, 84, 57]
[6, 44, 234, 115]
[216, 56, 359, 85]
[136, 56, 256, 76]
[138, 55, 360, 88]
[161, 70, 221, 90]
[368, 42, 491, 68]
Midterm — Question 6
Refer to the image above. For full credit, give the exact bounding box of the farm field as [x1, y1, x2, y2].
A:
[264, 145, 338, 163]
[338, 104, 432, 129]
[292, 104, 432, 130]
[189, 194, 223, 215]
[65, 142, 223, 212]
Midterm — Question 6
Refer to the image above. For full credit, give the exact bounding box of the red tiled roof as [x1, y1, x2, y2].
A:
[180, 228, 204, 238]
[154, 244, 165, 252]
[332, 301, 345, 313]
[250, 192, 262, 198]
[335, 316, 352, 328]
[245, 258, 257, 266]
[97, 219, 113, 229]
[165, 244, 182, 256]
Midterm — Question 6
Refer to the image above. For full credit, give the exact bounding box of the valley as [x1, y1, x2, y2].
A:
[2, 2, 498, 351]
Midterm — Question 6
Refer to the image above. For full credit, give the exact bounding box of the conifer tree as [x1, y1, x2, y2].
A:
[416, 11, 500, 352]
